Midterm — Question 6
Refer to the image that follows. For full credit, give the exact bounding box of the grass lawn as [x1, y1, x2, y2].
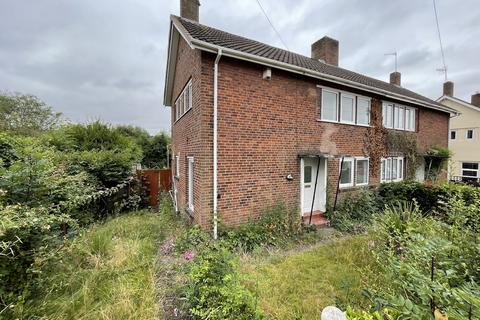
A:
[21, 210, 169, 320]
[240, 235, 383, 320]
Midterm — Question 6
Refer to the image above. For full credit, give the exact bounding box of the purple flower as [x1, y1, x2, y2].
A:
[160, 238, 175, 254]
[184, 250, 195, 261]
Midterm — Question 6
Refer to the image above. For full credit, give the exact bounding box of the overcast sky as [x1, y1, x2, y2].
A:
[0, 0, 478, 134]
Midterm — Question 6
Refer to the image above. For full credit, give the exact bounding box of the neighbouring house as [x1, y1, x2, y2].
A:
[437, 81, 480, 183]
[163, 0, 457, 234]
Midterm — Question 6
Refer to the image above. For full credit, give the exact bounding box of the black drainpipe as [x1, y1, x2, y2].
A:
[308, 156, 321, 225]
[333, 156, 345, 213]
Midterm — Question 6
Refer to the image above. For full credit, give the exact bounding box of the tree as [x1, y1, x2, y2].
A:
[0, 92, 64, 135]
[142, 132, 170, 168]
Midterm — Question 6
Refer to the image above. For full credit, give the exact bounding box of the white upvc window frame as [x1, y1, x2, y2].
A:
[187, 156, 194, 211]
[450, 130, 457, 140]
[175, 154, 180, 178]
[319, 86, 371, 127]
[405, 107, 415, 131]
[339, 157, 355, 188]
[461, 162, 479, 178]
[174, 79, 193, 122]
[356, 97, 371, 126]
[355, 157, 370, 186]
[380, 156, 405, 183]
[340, 93, 356, 124]
[466, 129, 475, 140]
[321, 88, 339, 122]
[383, 102, 415, 132]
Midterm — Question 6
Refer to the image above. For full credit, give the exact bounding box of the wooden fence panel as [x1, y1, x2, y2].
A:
[137, 168, 172, 207]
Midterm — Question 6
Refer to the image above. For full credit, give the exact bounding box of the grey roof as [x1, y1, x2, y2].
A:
[175, 16, 453, 112]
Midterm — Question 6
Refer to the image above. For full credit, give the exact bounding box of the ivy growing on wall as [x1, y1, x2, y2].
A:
[386, 131, 420, 179]
[364, 99, 388, 178]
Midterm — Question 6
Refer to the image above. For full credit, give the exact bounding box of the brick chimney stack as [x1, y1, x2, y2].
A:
[311, 36, 339, 66]
[390, 72, 401, 86]
[180, 0, 200, 22]
[471, 92, 480, 107]
[443, 81, 454, 97]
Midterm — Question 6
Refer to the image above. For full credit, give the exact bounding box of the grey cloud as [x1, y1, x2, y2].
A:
[0, 0, 479, 134]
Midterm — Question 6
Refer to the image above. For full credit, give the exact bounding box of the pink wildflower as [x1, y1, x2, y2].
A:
[184, 250, 195, 261]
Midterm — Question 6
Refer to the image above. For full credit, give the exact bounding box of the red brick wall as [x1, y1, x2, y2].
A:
[173, 49, 449, 228]
[170, 38, 210, 226]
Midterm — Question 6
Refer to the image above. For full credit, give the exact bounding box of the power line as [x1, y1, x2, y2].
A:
[255, 0, 289, 50]
[433, 0, 448, 81]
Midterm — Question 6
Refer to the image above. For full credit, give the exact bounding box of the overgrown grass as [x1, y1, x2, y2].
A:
[240, 236, 384, 320]
[19, 210, 166, 320]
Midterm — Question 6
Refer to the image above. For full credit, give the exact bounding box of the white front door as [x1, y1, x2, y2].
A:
[301, 157, 327, 215]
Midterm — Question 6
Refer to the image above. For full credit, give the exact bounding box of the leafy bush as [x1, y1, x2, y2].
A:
[44, 121, 142, 187]
[183, 242, 262, 320]
[367, 200, 480, 319]
[0, 205, 73, 310]
[219, 202, 313, 251]
[327, 189, 378, 233]
[175, 225, 210, 253]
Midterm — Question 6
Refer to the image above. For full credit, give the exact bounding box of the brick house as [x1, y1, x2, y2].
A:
[163, 0, 456, 236]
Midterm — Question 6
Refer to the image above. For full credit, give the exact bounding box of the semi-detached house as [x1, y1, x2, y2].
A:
[163, 0, 457, 236]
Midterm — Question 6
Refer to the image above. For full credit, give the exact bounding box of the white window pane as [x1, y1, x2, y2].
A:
[341, 95, 355, 123]
[386, 158, 392, 180]
[381, 160, 386, 181]
[385, 104, 393, 128]
[189, 83, 193, 109]
[398, 107, 404, 129]
[357, 99, 370, 125]
[392, 159, 398, 179]
[356, 159, 368, 185]
[398, 158, 403, 179]
[322, 90, 338, 121]
[340, 160, 353, 185]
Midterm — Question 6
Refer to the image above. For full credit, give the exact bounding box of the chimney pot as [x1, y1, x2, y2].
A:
[443, 81, 454, 97]
[390, 72, 401, 86]
[311, 36, 339, 66]
[471, 92, 480, 107]
[180, 0, 200, 22]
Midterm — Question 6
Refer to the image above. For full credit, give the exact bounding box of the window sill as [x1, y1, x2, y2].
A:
[317, 119, 371, 128]
[339, 184, 372, 192]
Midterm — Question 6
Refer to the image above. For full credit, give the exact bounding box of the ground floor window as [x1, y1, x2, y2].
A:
[187, 157, 194, 211]
[381, 157, 404, 182]
[462, 162, 479, 178]
[339, 157, 369, 188]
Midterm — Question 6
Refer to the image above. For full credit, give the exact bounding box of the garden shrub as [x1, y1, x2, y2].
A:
[219, 202, 312, 251]
[367, 200, 480, 319]
[175, 225, 210, 253]
[183, 242, 262, 320]
[327, 189, 378, 233]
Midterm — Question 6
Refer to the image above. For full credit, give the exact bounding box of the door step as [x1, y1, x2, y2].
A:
[302, 211, 329, 227]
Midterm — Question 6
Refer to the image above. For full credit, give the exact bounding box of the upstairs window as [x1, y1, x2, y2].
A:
[321, 90, 338, 121]
[340, 94, 355, 123]
[466, 129, 475, 140]
[383, 103, 415, 131]
[450, 130, 457, 140]
[174, 79, 193, 122]
[357, 98, 370, 126]
[320, 88, 371, 126]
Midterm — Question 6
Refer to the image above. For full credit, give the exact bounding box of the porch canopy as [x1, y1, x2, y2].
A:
[297, 151, 351, 159]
